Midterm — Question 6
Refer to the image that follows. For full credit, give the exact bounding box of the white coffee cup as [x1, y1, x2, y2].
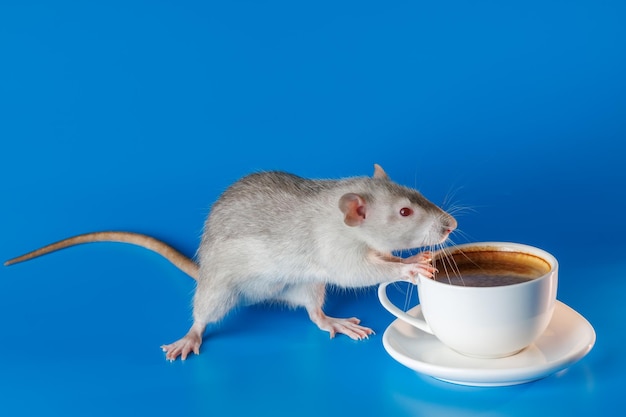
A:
[378, 242, 558, 358]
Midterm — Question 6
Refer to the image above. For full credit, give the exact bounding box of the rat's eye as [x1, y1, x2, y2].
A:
[399, 207, 413, 217]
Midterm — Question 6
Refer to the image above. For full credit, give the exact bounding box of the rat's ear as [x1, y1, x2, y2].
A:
[339, 193, 367, 227]
[373, 164, 389, 179]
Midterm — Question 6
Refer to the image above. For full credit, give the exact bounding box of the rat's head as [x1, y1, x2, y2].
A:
[338, 164, 457, 253]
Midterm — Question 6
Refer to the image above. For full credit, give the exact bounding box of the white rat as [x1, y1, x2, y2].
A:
[5, 164, 456, 361]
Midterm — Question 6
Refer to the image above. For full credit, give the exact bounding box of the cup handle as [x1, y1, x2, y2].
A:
[378, 281, 434, 334]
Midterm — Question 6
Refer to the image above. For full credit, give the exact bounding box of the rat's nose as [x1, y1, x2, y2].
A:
[443, 215, 457, 234]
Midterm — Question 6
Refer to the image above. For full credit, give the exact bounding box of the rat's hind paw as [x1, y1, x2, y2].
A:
[161, 332, 202, 362]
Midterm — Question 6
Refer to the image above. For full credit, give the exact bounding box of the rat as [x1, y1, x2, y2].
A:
[5, 164, 457, 361]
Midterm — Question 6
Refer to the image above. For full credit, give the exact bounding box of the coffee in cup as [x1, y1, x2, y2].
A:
[378, 242, 558, 358]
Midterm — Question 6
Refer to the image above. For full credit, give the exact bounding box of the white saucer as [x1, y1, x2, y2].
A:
[382, 301, 596, 386]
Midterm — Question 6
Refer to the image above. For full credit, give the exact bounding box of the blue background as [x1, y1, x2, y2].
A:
[1, 1, 625, 416]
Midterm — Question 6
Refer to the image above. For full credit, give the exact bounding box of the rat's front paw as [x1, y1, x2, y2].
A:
[400, 253, 437, 282]
[402, 251, 432, 265]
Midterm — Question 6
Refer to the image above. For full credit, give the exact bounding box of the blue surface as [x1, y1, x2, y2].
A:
[1, 1, 625, 416]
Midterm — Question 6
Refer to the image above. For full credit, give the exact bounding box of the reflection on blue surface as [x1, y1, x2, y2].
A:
[1, 1, 625, 416]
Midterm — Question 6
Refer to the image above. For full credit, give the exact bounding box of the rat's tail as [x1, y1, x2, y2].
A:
[4, 231, 199, 280]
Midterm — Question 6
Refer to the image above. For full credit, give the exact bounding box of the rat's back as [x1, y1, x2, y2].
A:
[200, 171, 340, 247]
